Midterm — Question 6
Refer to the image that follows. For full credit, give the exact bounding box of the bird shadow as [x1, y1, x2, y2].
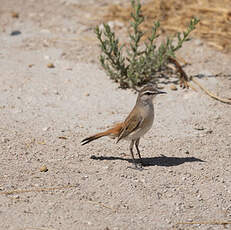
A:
[90, 154, 205, 167]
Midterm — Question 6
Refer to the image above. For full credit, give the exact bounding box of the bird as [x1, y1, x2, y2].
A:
[81, 85, 166, 168]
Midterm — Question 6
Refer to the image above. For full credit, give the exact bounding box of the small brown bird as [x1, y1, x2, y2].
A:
[81, 85, 166, 168]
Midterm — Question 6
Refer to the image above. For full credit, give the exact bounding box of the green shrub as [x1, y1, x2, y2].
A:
[95, 0, 199, 89]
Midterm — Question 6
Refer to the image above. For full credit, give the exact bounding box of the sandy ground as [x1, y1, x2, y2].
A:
[0, 0, 231, 229]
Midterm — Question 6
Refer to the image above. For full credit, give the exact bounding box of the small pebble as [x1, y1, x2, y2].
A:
[42, 127, 50, 131]
[47, 63, 55, 68]
[11, 12, 19, 18]
[206, 129, 213, 134]
[40, 165, 48, 172]
[2, 138, 10, 143]
[194, 123, 205, 130]
[81, 175, 88, 180]
[10, 30, 21, 36]
[12, 195, 20, 199]
[44, 55, 50, 60]
[40, 29, 50, 34]
[194, 39, 203, 46]
[170, 84, 177, 91]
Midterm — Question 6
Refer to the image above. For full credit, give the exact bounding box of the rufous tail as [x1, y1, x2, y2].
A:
[81, 131, 109, 145]
[81, 123, 122, 145]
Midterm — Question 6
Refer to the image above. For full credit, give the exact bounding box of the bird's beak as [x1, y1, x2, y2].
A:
[157, 90, 167, 94]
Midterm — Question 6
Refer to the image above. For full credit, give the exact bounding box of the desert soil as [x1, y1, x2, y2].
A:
[0, 0, 231, 230]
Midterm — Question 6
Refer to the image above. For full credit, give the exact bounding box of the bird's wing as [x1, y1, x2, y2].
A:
[116, 113, 143, 143]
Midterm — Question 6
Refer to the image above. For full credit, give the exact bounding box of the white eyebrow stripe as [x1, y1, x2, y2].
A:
[141, 90, 155, 95]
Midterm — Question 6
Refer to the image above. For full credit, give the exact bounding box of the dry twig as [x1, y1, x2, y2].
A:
[177, 221, 231, 226]
[0, 185, 77, 195]
[168, 57, 189, 88]
[0, 184, 117, 213]
[87, 199, 117, 212]
[191, 77, 231, 104]
[21, 227, 56, 230]
[170, 57, 231, 104]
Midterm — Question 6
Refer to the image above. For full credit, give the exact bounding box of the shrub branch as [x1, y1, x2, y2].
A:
[95, 0, 200, 89]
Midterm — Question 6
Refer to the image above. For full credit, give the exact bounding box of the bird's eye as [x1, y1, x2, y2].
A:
[145, 92, 152, 95]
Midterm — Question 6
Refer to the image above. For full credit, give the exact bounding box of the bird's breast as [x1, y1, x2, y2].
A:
[126, 103, 154, 140]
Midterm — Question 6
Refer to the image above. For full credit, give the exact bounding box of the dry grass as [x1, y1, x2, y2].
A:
[103, 0, 231, 52]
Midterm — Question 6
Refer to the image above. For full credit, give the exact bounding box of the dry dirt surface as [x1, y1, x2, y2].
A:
[0, 0, 231, 230]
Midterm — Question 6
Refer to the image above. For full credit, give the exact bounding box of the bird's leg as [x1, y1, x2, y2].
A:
[135, 138, 143, 166]
[129, 140, 137, 167]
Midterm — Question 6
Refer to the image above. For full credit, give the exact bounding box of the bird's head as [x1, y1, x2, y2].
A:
[137, 85, 166, 103]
